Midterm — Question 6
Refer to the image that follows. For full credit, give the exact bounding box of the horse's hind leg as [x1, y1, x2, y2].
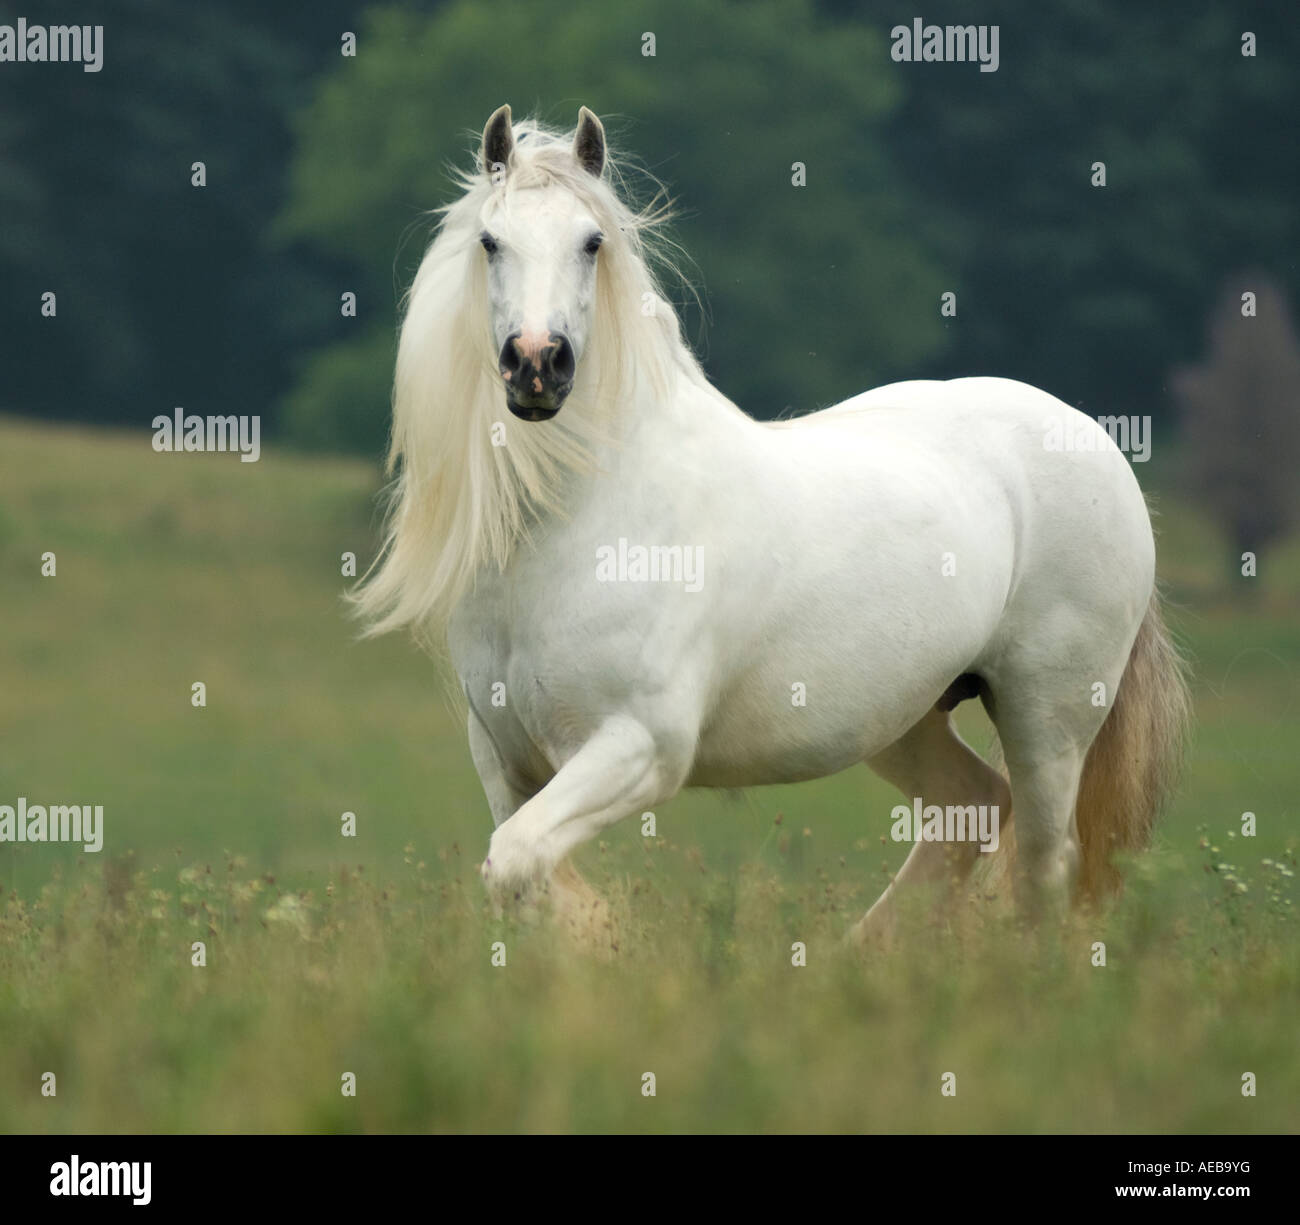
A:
[999, 742, 1086, 917]
[986, 686, 1108, 918]
[982, 637, 1131, 917]
[850, 707, 1010, 947]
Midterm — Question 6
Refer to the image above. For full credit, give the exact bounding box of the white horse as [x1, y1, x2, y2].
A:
[355, 105, 1190, 943]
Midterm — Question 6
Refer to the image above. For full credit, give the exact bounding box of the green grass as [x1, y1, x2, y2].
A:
[0, 415, 1296, 1133]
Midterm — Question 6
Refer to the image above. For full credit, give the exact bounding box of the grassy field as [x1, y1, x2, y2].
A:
[1, 414, 1297, 1133]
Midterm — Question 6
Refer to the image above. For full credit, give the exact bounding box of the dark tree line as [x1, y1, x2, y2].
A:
[2, 0, 1296, 475]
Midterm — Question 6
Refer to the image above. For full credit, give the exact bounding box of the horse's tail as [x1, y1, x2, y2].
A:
[984, 589, 1191, 902]
[1071, 589, 1192, 899]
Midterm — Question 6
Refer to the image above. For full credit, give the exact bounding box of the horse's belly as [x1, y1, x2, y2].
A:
[687, 648, 955, 787]
[688, 721, 868, 787]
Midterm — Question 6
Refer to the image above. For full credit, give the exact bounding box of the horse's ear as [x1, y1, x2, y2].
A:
[573, 106, 606, 178]
[481, 104, 514, 177]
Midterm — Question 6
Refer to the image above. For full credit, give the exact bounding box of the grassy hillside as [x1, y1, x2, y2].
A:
[0, 415, 1296, 1132]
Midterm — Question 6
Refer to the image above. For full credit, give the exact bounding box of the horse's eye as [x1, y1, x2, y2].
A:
[479, 232, 499, 255]
[584, 233, 604, 256]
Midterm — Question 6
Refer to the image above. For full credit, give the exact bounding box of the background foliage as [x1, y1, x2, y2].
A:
[3, 0, 1297, 466]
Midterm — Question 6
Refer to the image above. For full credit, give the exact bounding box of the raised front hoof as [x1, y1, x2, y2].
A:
[480, 819, 559, 917]
[480, 857, 619, 957]
[480, 855, 550, 924]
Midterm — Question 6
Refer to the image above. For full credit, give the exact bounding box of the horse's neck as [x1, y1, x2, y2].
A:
[522, 362, 753, 558]
[592, 350, 747, 453]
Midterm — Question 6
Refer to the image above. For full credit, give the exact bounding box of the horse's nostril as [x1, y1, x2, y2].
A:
[549, 336, 575, 383]
[499, 333, 525, 376]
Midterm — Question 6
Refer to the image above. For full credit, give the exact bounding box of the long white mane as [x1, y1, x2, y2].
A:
[351, 119, 702, 643]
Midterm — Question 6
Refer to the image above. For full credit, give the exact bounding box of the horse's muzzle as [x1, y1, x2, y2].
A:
[500, 330, 574, 421]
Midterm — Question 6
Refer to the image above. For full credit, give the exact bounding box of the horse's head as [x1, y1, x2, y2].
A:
[478, 104, 607, 422]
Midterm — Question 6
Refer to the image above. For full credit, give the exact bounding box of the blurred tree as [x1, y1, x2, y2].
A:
[1173, 278, 1300, 570]
[3, 0, 1296, 463]
[874, 0, 1300, 420]
[0, 0, 356, 427]
[277, 0, 947, 454]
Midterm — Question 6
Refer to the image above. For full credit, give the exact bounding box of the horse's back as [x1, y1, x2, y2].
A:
[800, 375, 1157, 682]
[818, 375, 1068, 416]
[802, 376, 1151, 554]
[759, 373, 1157, 699]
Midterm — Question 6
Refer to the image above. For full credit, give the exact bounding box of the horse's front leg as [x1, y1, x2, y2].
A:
[467, 706, 535, 827]
[480, 715, 683, 930]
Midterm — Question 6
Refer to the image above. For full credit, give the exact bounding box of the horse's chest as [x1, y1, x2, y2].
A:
[449, 589, 643, 775]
